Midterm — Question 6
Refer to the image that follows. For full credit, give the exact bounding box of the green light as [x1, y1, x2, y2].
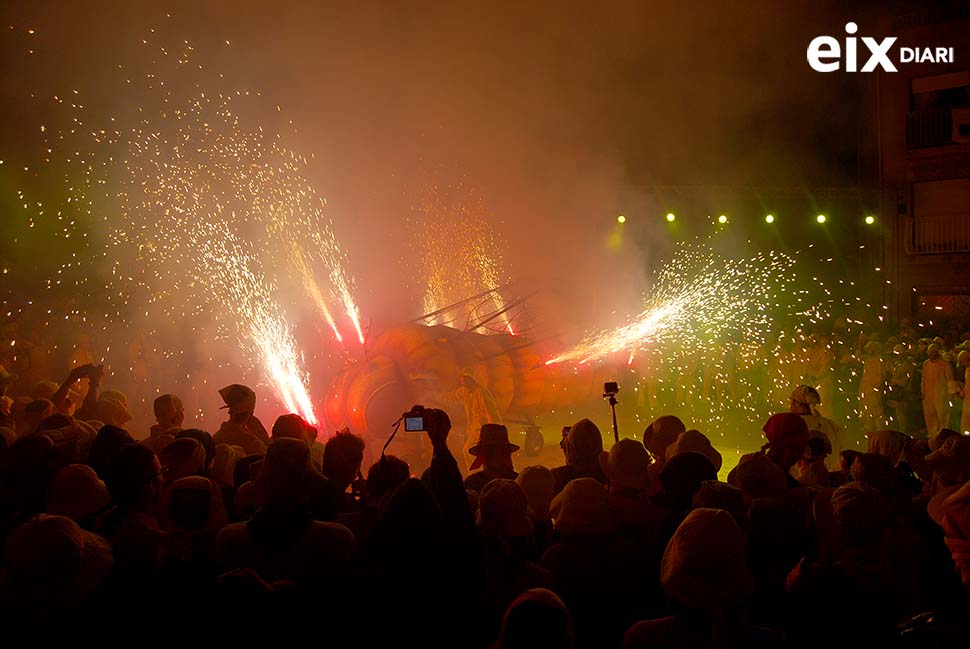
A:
[665, 212, 676, 223]
[865, 215, 875, 225]
[765, 214, 775, 223]
[617, 215, 626, 224]
[718, 214, 728, 224]
[816, 214, 827, 223]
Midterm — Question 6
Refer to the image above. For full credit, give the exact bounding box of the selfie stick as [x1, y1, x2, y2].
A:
[608, 394, 619, 444]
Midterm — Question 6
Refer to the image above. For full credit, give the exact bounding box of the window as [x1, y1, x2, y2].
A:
[911, 70, 970, 111]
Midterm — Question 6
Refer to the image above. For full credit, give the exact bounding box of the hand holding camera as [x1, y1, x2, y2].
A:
[68, 363, 105, 384]
[403, 404, 451, 448]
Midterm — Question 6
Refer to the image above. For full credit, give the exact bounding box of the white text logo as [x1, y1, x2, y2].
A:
[807, 22, 953, 72]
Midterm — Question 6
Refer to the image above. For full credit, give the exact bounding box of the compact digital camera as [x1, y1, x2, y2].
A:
[403, 405, 426, 432]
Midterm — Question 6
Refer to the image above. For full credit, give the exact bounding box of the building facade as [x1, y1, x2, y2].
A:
[878, 2, 970, 326]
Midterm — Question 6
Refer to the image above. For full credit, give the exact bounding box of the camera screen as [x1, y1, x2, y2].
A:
[404, 417, 424, 432]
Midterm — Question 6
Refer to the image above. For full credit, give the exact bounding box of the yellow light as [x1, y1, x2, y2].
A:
[718, 214, 728, 224]
[666, 212, 676, 222]
[617, 215, 626, 224]
[865, 215, 875, 225]
[765, 214, 775, 223]
[816, 214, 827, 223]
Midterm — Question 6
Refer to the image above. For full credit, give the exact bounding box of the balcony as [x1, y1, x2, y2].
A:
[902, 214, 970, 255]
[906, 108, 954, 149]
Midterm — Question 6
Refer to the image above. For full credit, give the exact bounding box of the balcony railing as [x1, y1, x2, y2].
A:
[902, 214, 970, 255]
[906, 108, 953, 149]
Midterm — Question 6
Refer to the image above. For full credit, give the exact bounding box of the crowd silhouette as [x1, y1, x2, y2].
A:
[0, 322, 969, 647]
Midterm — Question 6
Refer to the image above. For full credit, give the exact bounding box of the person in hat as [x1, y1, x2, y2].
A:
[624, 509, 769, 649]
[442, 367, 503, 472]
[642, 415, 686, 495]
[18, 398, 52, 437]
[602, 438, 669, 557]
[729, 451, 790, 500]
[866, 429, 908, 467]
[761, 412, 810, 487]
[159, 436, 207, 486]
[795, 428, 834, 487]
[789, 385, 844, 465]
[95, 389, 134, 429]
[922, 344, 954, 436]
[95, 443, 166, 590]
[143, 397, 182, 454]
[215, 438, 357, 585]
[552, 418, 608, 495]
[541, 477, 651, 647]
[147, 393, 184, 448]
[45, 463, 111, 530]
[464, 423, 519, 493]
[665, 429, 723, 474]
[272, 412, 324, 471]
[213, 384, 267, 455]
[477, 479, 554, 638]
[157, 476, 228, 594]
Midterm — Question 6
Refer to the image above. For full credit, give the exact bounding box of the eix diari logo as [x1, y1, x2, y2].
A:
[807, 22, 954, 72]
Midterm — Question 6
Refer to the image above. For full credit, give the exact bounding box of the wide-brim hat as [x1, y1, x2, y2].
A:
[468, 423, 518, 470]
[219, 384, 256, 414]
[600, 438, 652, 490]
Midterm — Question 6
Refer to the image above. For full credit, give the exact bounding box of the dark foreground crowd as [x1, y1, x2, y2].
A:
[0, 361, 969, 647]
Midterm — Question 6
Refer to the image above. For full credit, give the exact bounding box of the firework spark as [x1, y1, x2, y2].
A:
[201, 224, 317, 423]
[547, 248, 797, 365]
[18, 34, 362, 418]
[413, 182, 517, 333]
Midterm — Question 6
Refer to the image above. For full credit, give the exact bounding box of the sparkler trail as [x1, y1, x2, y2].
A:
[21, 32, 364, 418]
[413, 182, 516, 332]
[547, 248, 798, 365]
[201, 224, 317, 424]
[288, 245, 343, 343]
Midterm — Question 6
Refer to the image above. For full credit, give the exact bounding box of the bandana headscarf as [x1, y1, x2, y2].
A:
[790, 385, 822, 417]
[762, 412, 810, 451]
